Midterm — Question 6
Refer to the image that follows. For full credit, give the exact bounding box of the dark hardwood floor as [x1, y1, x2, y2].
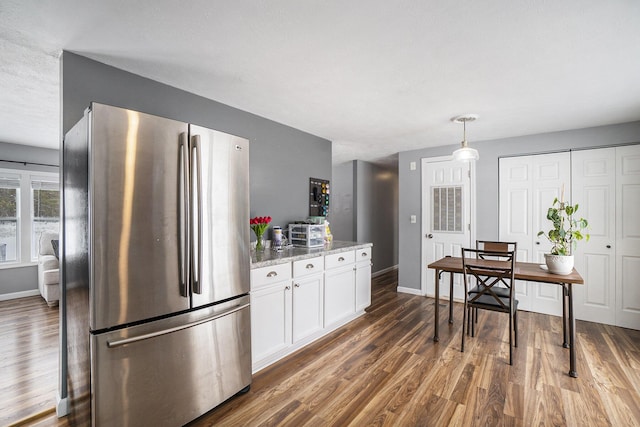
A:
[9, 270, 640, 426]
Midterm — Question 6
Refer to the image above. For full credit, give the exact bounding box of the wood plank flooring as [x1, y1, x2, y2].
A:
[0, 296, 59, 427]
[8, 270, 640, 426]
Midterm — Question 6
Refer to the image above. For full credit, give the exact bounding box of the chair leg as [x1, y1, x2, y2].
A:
[461, 302, 467, 353]
[514, 309, 518, 348]
[471, 307, 476, 337]
[508, 308, 513, 365]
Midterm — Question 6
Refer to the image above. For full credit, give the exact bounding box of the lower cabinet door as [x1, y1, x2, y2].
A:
[292, 274, 324, 343]
[356, 261, 372, 311]
[251, 281, 292, 363]
[324, 265, 356, 327]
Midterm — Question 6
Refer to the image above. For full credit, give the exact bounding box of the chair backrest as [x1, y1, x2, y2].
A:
[462, 247, 517, 309]
[476, 240, 517, 261]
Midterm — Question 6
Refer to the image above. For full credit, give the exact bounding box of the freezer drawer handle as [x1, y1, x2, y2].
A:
[106, 303, 250, 348]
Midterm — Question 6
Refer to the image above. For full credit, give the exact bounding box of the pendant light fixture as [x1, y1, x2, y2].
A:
[452, 114, 479, 161]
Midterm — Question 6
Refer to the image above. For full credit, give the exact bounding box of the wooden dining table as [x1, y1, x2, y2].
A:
[428, 256, 584, 378]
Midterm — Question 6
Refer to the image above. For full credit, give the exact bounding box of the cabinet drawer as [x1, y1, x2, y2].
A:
[251, 263, 292, 289]
[325, 250, 355, 270]
[356, 247, 372, 262]
[293, 256, 324, 278]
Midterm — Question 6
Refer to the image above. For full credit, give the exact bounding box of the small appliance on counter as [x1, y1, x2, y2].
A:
[289, 222, 325, 248]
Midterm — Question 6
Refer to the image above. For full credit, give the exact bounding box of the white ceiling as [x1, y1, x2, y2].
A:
[1, 0, 639, 164]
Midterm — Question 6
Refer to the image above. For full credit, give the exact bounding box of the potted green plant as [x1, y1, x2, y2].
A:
[537, 197, 589, 275]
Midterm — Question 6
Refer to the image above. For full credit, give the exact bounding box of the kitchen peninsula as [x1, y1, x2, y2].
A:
[250, 241, 373, 372]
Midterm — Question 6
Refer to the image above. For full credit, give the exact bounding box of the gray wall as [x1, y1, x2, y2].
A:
[398, 121, 640, 291]
[0, 142, 59, 296]
[330, 161, 356, 241]
[59, 51, 332, 406]
[62, 52, 332, 234]
[331, 159, 399, 273]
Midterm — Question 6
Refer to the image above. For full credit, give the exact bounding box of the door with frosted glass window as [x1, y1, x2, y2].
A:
[422, 157, 472, 299]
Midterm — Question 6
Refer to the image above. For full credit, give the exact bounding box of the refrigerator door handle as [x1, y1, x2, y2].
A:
[179, 133, 190, 297]
[106, 302, 250, 348]
[191, 134, 203, 294]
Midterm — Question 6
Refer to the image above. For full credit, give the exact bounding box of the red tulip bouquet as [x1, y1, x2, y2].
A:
[250, 216, 271, 251]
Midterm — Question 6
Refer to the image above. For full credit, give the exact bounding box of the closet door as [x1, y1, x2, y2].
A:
[616, 145, 640, 329]
[572, 148, 616, 325]
[500, 152, 570, 316]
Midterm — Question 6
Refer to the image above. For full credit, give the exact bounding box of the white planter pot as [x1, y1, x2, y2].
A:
[544, 254, 574, 275]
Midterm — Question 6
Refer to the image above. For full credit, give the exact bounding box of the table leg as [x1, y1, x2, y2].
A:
[568, 283, 578, 378]
[562, 284, 569, 348]
[433, 269, 440, 342]
[449, 272, 454, 324]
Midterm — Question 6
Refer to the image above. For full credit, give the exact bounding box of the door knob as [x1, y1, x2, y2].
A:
[427, 234, 433, 239]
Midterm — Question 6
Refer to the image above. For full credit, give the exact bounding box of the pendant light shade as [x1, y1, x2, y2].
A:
[452, 114, 479, 162]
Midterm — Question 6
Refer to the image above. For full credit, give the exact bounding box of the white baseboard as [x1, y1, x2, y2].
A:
[0, 289, 39, 301]
[372, 264, 398, 278]
[397, 286, 423, 296]
[57, 393, 69, 417]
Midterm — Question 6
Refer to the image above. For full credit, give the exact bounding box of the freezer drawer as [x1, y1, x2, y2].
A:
[91, 296, 251, 426]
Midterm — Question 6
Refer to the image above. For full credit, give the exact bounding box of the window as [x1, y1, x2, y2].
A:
[0, 168, 59, 265]
[432, 186, 463, 233]
[0, 174, 20, 262]
[31, 177, 60, 260]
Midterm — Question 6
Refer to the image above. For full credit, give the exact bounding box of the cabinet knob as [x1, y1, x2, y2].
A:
[294, 283, 300, 288]
[338, 257, 345, 262]
[285, 285, 291, 290]
[606, 245, 611, 249]
[306, 263, 314, 269]
[427, 234, 433, 239]
[536, 241, 541, 245]
[266, 271, 278, 277]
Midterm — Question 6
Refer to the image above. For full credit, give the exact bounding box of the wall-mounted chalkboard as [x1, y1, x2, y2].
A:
[309, 177, 330, 217]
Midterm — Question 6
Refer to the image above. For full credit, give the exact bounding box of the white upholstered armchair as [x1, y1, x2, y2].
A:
[37, 232, 59, 307]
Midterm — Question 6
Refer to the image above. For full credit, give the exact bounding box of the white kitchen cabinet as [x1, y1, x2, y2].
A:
[324, 250, 356, 327]
[292, 256, 324, 343]
[292, 273, 324, 343]
[250, 245, 372, 372]
[355, 248, 372, 312]
[250, 281, 291, 364]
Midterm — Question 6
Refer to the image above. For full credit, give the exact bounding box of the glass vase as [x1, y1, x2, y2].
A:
[255, 235, 265, 251]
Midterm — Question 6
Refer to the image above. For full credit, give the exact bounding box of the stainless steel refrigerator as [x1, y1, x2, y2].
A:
[62, 102, 251, 426]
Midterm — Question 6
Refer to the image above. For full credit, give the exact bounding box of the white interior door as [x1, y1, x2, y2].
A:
[616, 144, 640, 329]
[422, 157, 472, 299]
[499, 152, 570, 316]
[572, 148, 616, 325]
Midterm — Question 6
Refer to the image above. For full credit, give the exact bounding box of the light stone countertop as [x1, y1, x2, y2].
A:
[250, 240, 372, 269]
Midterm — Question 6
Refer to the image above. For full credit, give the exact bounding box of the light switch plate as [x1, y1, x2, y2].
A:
[410, 161, 416, 171]
[410, 215, 416, 223]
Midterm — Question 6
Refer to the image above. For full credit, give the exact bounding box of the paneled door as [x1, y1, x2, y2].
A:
[499, 152, 570, 315]
[572, 148, 616, 325]
[422, 157, 472, 299]
[616, 145, 640, 329]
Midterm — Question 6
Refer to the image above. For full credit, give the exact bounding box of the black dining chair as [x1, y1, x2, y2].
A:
[460, 245, 518, 365]
[468, 241, 518, 327]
